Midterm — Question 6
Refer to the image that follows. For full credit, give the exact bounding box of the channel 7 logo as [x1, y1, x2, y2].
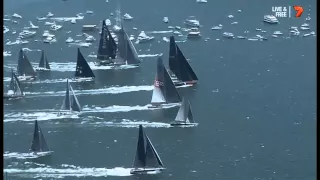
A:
[272, 6, 304, 18]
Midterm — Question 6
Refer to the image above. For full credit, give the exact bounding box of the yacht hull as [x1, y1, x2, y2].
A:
[130, 168, 164, 174]
[35, 67, 51, 72]
[17, 76, 36, 81]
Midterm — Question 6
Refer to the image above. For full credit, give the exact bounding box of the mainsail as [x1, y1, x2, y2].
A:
[117, 25, 140, 65]
[60, 79, 81, 112]
[75, 48, 95, 78]
[174, 98, 195, 123]
[132, 125, 164, 169]
[8, 69, 23, 96]
[97, 20, 117, 61]
[168, 36, 198, 82]
[38, 50, 51, 70]
[30, 120, 50, 152]
[151, 57, 181, 105]
[17, 49, 36, 77]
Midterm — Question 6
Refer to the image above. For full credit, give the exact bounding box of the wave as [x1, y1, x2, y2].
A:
[4, 151, 53, 159]
[5, 164, 132, 178]
[4, 104, 180, 122]
[23, 85, 154, 97]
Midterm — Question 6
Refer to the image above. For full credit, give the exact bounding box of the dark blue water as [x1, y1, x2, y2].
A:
[4, 0, 316, 179]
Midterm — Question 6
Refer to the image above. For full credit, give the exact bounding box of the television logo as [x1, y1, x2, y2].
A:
[272, 6, 304, 18]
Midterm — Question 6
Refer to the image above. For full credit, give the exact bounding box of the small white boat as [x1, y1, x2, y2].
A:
[113, 25, 121, 32]
[84, 34, 96, 42]
[65, 37, 74, 43]
[263, 15, 279, 24]
[24, 21, 39, 29]
[303, 33, 311, 37]
[17, 75, 36, 81]
[256, 28, 262, 31]
[50, 24, 62, 31]
[196, 0, 207, 3]
[187, 28, 201, 38]
[86, 10, 94, 14]
[273, 31, 283, 35]
[137, 31, 154, 43]
[19, 30, 36, 39]
[105, 19, 111, 26]
[43, 36, 57, 43]
[70, 19, 77, 24]
[222, 32, 234, 38]
[4, 26, 9, 34]
[37, 17, 47, 21]
[184, 16, 200, 27]
[46, 12, 54, 17]
[123, 13, 133, 20]
[237, 36, 246, 39]
[300, 26, 310, 31]
[82, 25, 98, 31]
[175, 26, 181, 30]
[44, 21, 55, 26]
[12, 13, 22, 19]
[163, 17, 169, 23]
[211, 24, 223, 30]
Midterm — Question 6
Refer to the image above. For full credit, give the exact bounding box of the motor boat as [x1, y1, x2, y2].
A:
[184, 16, 200, 27]
[18, 30, 36, 39]
[187, 28, 201, 38]
[123, 13, 133, 20]
[263, 15, 279, 24]
[222, 32, 234, 38]
[163, 17, 169, 23]
[137, 31, 154, 43]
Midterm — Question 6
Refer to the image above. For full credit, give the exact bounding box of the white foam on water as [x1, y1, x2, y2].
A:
[88, 53, 163, 58]
[4, 151, 53, 159]
[82, 119, 171, 128]
[4, 112, 80, 122]
[24, 85, 154, 97]
[4, 164, 132, 178]
[82, 103, 180, 113]
[3, 78, 94, 84]
[146, 30, 173, 34]
[4, 51, 12, 56]
[4, 62, 138, 72]
[4, 104, 179, 122]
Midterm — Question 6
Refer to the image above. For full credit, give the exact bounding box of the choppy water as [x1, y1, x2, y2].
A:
[4, 0, 316, 179]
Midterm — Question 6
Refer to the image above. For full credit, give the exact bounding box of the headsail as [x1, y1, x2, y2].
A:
[117, 25, 140, 65]
[174, 98, 188, 122]
[9, 69, 23, 96]
[168, 36, 198, 82]
[133, 125, 146, 168]
[145, 134, 164, 168]
[30, 120, 49, 152]
[39, 50, 50, 69]
[17, 49, 36, 77]
[60, 80, 71, 111]
[69, 84, 81, 112]
[75, 48, 95, 78]
[186, 100, 194, 123]
[60, 80, 81, 112]
[97, 20, 117, 61]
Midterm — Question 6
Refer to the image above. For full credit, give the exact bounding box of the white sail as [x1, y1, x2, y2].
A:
[151, 86, 166, 104]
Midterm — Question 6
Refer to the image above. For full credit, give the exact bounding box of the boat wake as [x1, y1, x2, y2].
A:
[81, 119, 171, 128]
[4, 112, 80, 122]
[4, 104, 180, 122]
[4, 62, 138, 73]
[4, 163, 132, 178]
[23, 85, 153, 97]
[88, 53, 163, 59]
[4, 151, 53, 159]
